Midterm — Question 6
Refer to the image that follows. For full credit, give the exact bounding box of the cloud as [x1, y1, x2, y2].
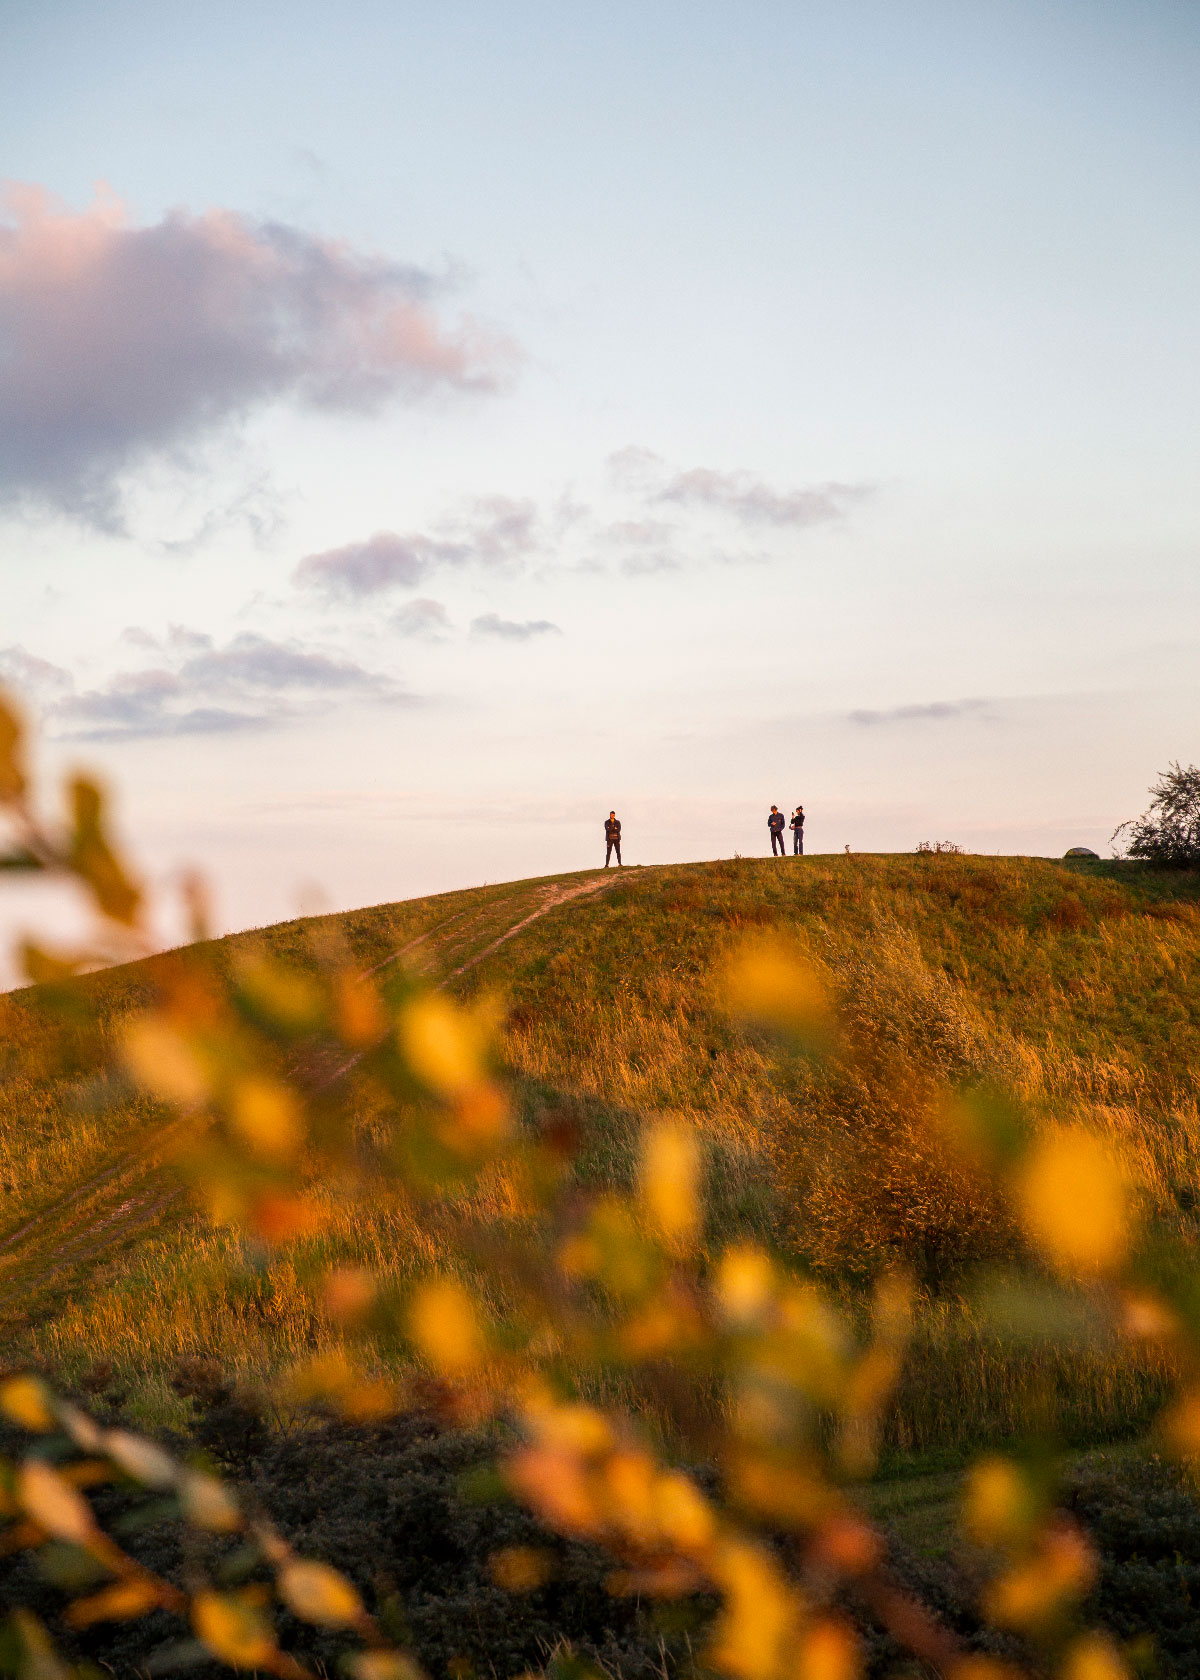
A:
[0, 644, 74, 697]
[49, 631, 407, 740]
[655, 467, 866, 528]
[392, 598, 452, 638]
[470, 613, 560, 641]
[848, 699, 991, 726]
[295, 496, 539, 598]
[0, 181, 512, 525]
[607, 446, 869, 532]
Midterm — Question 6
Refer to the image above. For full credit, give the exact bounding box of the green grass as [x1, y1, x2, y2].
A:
[1, 852, 1197, 1447]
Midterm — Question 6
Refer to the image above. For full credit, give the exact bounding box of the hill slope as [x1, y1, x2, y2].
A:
[1, 851, 1198, 1444]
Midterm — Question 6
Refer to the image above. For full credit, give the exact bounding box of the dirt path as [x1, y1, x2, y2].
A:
[0, 872, 614, 1324]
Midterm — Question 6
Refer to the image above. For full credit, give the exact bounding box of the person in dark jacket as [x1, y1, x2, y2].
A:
[768, 805, 786, 856]
[790, 805, 805, 855]
[604, 811, 622, 867]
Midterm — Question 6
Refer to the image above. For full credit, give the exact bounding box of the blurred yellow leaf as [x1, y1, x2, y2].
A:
[104, 1429, 177, 1490]
[1018, 1131, 1132, 1274]
[122, 1017, 210, 1107]
[639, 1120, 701, 1252]
[21, 941, 83, 985]
[799, 1619, 860, 1680]
[408, 1279, 483, 1376]
[18, 1460, 97, 1546]
[716, 1246, 776, 1327]
[337, 970, 387, 1046]
[192, 1591, 276, 1669]
[654, 1470, 716, 1551]
[351, 1655, 425, 1680]
[708, 1537, 800, 1680]
[0, 694, 27, 803]
[278, 1558, 363, 1627]
[985, 1522, 1095, 1629]
[4, 1609, 71, 1680]
[962, 1457, 1041, 1549]
[721, 939, 828, 1042]
[323, 1267, 378, 1323]
[230, 1076, 303, 1159]
[490, 1545, 551, 1592]
[0, 1374, 56, 1432]
[1060, 1635, 1131, 1680]
[180, 1470, 241, 1532]
[234, 954, 325, 1031]
[67, 776, 141, 925]
[66, 1578, 163, 1626]
[399, 993, 491, 1097]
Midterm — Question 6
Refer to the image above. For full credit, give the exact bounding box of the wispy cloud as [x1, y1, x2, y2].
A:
[655, 467, 867, 528]
[46, 630, 408, 740]
[295, 497, 539, 599]
[607, 446, 869, 532]
[392, 598, 452, 638]
[848, 699, 991, 726]
[470, 613, 560, 641]
[0, 181, 513, 526]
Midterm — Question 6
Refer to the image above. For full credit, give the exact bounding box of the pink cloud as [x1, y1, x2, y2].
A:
[0, 182, 513, 524]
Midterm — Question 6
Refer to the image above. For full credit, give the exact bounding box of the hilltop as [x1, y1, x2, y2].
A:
[1, 851, 1198, 1449]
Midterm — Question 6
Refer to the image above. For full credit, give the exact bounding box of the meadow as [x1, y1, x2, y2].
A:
[1, 850, 1197, 1459]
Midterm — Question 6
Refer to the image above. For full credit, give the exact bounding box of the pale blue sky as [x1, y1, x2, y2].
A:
[0, 0, 1197, 945]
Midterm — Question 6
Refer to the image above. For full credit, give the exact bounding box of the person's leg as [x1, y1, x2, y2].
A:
[771, 832, 782, 856]
[798, 835, 804, 856]
[793, 830, 800, 854]
[616, 841, 622, 866]
[605, 840, 613, 867]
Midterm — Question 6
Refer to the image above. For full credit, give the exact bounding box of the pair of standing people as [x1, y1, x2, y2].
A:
[768, 805, 804, 856]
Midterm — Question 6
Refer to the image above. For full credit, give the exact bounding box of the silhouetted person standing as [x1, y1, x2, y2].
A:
[768, 805, 786, 856]
[791, 805, 805, 855]
[604, 811, 622, 867]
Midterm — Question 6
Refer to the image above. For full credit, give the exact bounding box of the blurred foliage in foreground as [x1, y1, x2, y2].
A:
[1, 694, 1200, 1680]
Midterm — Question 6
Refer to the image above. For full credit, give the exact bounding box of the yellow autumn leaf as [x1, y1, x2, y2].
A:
[0, 694, 27, 803]
[638, 1120, 701, 1251]
[1018, 1131, 1132, 1274]
[180, 1470, 241, 1532]
[962, 1456, 1040, 1549]
[799, 1619, 860, 1680]
[104, 1429, 177, 1490]
[278, 1559, 363, 1627]
[18, 1459, 97, 1546]
[408, 1279, 483, 1375]
[716, 1246, 776, 1327]
[1060, 1634, 1131, 1680]
[192, 1591, 276, 1669]
[0, 1374, 56, 1432]
[721, 938, 828, 1041]
[230, 1076, 303, 1158]
[399, 993, 491, 1096]
[67, 1578, 163, 1627]
[67, 776, 141, 926]
[352, 1655, 425, 1680]
[708, 1537, 800, 1680]
[122, 1017, 210, 1107]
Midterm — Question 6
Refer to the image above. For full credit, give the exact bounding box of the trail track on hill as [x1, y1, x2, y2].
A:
[0, 872, 614, 1330]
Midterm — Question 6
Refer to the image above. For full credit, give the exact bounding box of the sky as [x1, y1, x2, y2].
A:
[0, 0, 1197, 957]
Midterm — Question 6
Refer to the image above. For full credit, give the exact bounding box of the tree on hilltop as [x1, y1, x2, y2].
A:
[1113, 761, 1200, 867]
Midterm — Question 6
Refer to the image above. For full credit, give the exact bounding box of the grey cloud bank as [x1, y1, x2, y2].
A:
[0, 182, 509, 525]
[10, 631, 408, 741]
[295, 497, 539, 598]
[470, 614, 560, 641]
[849, 700, 992, 726]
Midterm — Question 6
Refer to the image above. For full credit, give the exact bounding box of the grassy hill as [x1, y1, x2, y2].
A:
[2, 851, 1198, 1453]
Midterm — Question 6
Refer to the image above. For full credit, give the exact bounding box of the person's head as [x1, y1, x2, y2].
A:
[771, 805, 778, 812]
[609, 811, 616, 819]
